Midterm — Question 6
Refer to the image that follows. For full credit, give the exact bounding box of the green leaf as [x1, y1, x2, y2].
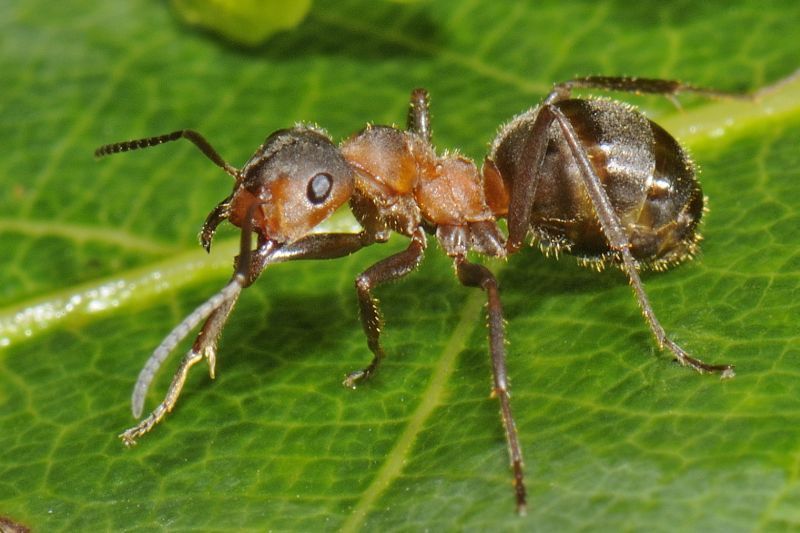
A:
[1, 1, 799, 530]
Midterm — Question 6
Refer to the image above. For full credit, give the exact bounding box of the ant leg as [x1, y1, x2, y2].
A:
[456, 256, 527, 515]
[121, 321, 229, 446]
[407, 88, 432, 142]
[120, 204, 268, 445]
[344, 227, 427, 388]
[269, 231, 379, 263]
[546, 76, 749, 107]
[121, 230, 380, 445]
[149, 232, 378, 409]
[120, 275, 249, 446]
[501, 106, 561, 254]
[95, 129, 240, 179]
[542, 104, 735, 377]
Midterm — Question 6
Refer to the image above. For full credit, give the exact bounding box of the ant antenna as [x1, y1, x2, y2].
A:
[95, 129, 240, 179]
[130, 202, 266, 418]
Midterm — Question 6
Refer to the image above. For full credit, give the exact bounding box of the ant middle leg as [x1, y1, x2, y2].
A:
[455, 256, 526, 514]
[344, 227, 427, 388]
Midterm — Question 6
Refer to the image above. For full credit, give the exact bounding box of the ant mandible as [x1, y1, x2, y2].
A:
[95, 76, 737, 514]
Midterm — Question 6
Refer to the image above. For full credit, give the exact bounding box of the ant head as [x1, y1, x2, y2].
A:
[228, 126, 354, 244]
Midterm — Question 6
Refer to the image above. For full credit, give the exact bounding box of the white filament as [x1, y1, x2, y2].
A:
[131, 277, 244, 418]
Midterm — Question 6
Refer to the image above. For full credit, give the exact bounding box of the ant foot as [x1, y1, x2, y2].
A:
[664, 338, 735, 379]
[119, 404, 166, 446]
[342, 369, 370, 389]
[119, 428, 141, 447]
[342, 356, 381, 388]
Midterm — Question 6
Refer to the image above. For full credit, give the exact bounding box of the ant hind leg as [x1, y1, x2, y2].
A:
[542, 103, 735, 378]
[455, 256, 526, 514]
[546, 76, 751, 106]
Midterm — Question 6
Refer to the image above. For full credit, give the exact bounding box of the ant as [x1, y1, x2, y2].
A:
[95, 76, 738, 514]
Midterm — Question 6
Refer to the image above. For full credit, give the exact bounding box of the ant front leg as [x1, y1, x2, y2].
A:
[546, 76, 749, 106]
[119, 290, 242, 446]
[121, 229, 379, 445]
[455, 255, 527, 514]
[120, 206, 266, 445]
[542, 104, 735, 378]
[344, 227, 427, 388]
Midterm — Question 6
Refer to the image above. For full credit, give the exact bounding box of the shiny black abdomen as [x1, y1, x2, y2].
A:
[491, 98, 703, 267]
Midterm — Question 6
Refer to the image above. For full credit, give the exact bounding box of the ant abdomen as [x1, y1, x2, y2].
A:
[487, 98, 703, 269]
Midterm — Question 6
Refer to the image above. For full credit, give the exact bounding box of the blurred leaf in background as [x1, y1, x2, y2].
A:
[171, 0, 313, 46]
[1, 1, 799, 531]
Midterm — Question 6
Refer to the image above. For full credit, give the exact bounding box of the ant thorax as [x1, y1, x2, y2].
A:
[341, 124, 505, 258]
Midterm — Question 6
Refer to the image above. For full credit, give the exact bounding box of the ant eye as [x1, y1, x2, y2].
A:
[307, 172, 333, 204]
